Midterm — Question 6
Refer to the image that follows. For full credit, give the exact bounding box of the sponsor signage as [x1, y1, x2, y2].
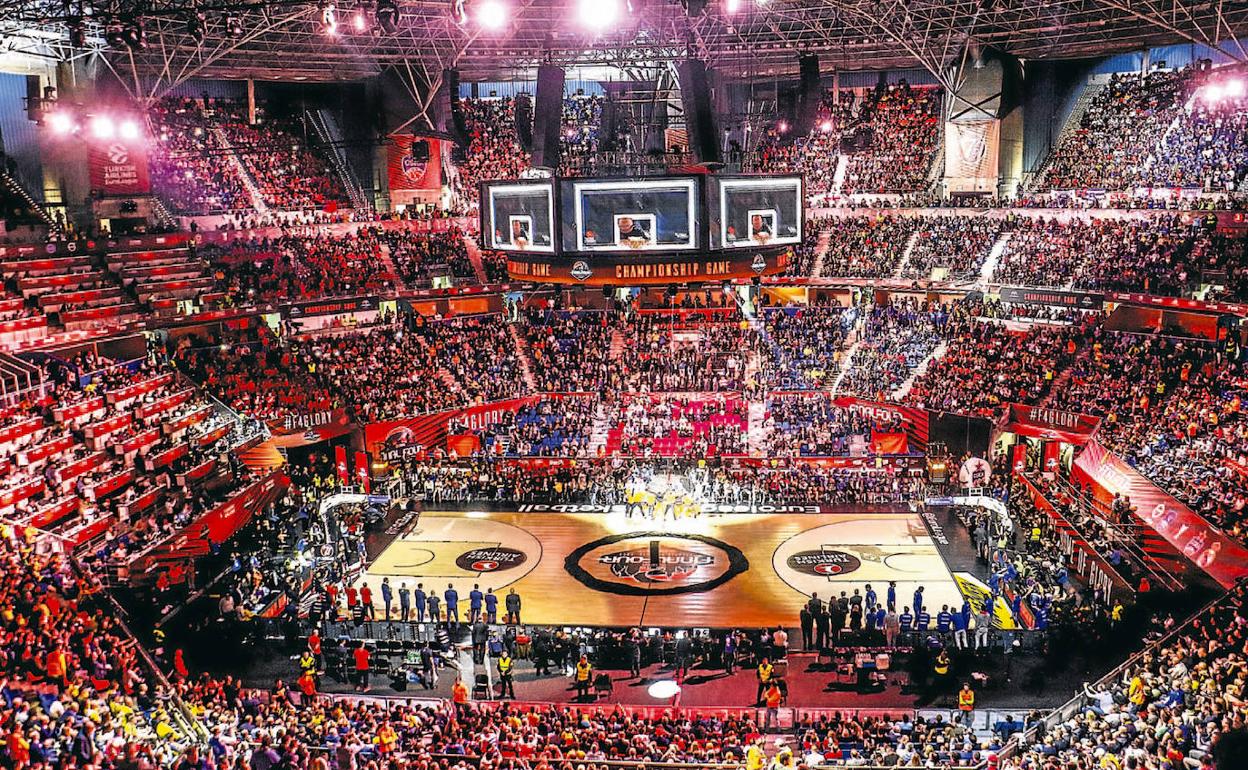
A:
[88, 141, 151, 196]
[506, 248, 794, 285]
[455, 547, 528, 573]
[1073, 440, 1248, 588]
[283, 295, 378, 319]
[786, 549, 861, 576]
[999, 286, 1104, 310]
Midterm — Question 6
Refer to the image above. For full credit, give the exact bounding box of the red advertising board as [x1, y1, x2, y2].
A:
[1073, 440, 1248, 588]
[1002, 403, 1101, 444]
[88, 141, 151, 196]
[388, 135, 443, 199]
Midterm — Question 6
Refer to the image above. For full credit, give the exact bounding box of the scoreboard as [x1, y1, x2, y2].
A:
[481, 174, 803, 285]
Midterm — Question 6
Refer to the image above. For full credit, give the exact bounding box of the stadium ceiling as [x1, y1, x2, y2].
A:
[2, 0, 1246, 98]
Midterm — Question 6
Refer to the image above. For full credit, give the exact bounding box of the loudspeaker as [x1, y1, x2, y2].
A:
[676, 59, 721, 166]
[25, 75, 42, 123]
[409, 139, 430, 163]
[600, 98, 618, 151]
[514, 93, 533, 151]
[443, 68, 466, 144]
[531, 64, 565, 170]
[794, 54, 821, 137]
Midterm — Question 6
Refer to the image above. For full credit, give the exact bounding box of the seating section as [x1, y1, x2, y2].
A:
[1038, 66, 1248, 192]
[149, 98, 251, 214]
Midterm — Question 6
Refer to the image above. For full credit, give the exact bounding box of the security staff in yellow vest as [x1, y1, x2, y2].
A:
[574, 655, 593, 701]
[756, 658, 775, 705]
[497, 652, 516, 699]
[931, 649, 952, 697]
[958, 683, 975, 724]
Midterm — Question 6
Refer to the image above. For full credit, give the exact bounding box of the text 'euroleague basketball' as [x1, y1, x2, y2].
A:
[564, 532, 749, 596]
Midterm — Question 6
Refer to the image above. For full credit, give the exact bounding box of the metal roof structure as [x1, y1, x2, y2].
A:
[2, 0, 1245, 99]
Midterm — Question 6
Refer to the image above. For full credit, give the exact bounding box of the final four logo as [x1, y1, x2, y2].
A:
[401, 153, 427, 180]
[565, 532, 748, 596]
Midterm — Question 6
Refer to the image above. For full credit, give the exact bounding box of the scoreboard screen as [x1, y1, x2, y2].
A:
[712, 176, 803, 250]
[483, 182, 556, 253]
[563, 178, 699, 253]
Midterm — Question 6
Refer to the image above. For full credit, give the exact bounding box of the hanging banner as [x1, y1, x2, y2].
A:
[1073, 440, 1248, 588]
[354, 451, 371, 493]
[944, 119, 999, 194]
[88, 141, 151, 196]
[388, 135, 444, 205]
[1002, 403, 1101, 445]
[335, 445, 350, 485]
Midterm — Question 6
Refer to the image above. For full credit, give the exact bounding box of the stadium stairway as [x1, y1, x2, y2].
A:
[508, 322, 539, 391]
[828, 340, 861, 397]
[809, 228, 832, 277]
[746, 399, 768, 454]
[976, 232, 1013, 289]
[376, 242, 405, 290]
[891, 230, 921, 279]
[212, 126, 270, 216]
[586, 401, 613, 456]
[462, 235, 489, 284]
[237, 439, 287, 472]
[893, 340, 947, 400]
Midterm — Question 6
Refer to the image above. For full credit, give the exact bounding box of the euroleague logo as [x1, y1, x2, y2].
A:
[565, 532, 748, 596]
[106, 143, 131, 165]
[786, 549, 862, 577]
[455, 547, 527, 573]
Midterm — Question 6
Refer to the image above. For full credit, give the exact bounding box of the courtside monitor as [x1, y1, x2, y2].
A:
[482, 180, 556, 253]
[562, 177, 699, 253]
[712, 175, 803, 249]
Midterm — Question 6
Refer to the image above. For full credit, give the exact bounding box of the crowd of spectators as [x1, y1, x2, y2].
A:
[839, 298, 947, 401]
[840, 84, 942, 195]
[149, 98, 249, 214]
[903, 216, 1004, 281]
[814, 214, 917, 278]
[1039, 66, 1248, 193]
[219, 107, 348, 211]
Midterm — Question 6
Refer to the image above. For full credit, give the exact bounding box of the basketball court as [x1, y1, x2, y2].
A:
[361, 505, 965, 628]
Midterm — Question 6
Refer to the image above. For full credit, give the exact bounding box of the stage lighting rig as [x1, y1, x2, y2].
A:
[224, 13, 245, 37]
[104, 17, 127, 49]
[183, 9, 206, 44]
[375, 0, 400, 33]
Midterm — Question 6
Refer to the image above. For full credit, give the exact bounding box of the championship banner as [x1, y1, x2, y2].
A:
[88, 141, 151, 196]
[1002, 403, 1101, 444]
[1073, 440, 1248, 588]
[366, 394, 563, 459]
[999, 286, 1105, 311]
[944, 120, 999, 194]
[388, 135, 444, 205]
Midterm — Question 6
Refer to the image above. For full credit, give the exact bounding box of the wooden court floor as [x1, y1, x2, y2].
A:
[361, 508, 964, 628]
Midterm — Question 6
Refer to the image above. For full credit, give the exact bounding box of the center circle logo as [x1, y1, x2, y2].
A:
[570, 260, 593, 281]
[455, 547, 527, 573]
[565, 532, 748, 596]
[786, 549, 862, 577]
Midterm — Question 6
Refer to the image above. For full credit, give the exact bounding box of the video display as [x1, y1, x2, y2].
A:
[564, 178, 699, 253]
[483, 182, 556, 253]
[713, 176, 803, 249]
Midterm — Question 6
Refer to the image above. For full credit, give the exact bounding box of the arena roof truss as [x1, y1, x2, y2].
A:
[0, 0, 1244, 92]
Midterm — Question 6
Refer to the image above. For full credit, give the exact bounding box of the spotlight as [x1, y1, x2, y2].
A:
[119, 119, 140, 140]
[67, 17, 87, 48]
[224, 14, 244, 37]
[476, 0, 507, 30]
[1204, 84, 1224, 102]
[48, 112, 76, 135]
[375, 0, 399, 33]
[183, 9, 206, 43]
[777, 120, 788, 133]
[89, 115, 115, 140]
[725, 0, 741, 12]
[353, 9, 366, 31]
[579, 0, 617, 29]
[819, 119, 833, 133]
[321, 3, 338, 34]
[1227, 79, 1245, 98]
